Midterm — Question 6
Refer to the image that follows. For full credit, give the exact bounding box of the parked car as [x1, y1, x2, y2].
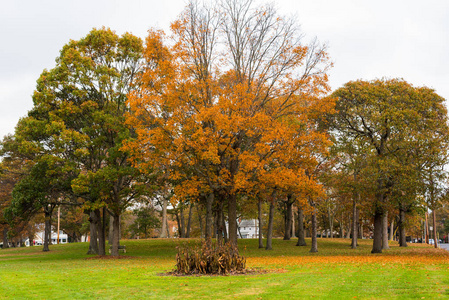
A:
[429, 239, 435, 245]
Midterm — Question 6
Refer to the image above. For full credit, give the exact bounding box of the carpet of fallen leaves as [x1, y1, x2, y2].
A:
[247, 246, 449, 267]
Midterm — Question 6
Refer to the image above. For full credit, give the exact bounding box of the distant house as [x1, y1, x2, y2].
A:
[25, 230, 69, 246]
[225, 219, 260, 239]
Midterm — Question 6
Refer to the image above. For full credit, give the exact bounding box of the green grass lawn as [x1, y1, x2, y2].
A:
[1, 238, 448, 299]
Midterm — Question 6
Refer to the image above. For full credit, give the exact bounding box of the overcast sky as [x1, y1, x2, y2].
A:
[1, 0, 448, 139]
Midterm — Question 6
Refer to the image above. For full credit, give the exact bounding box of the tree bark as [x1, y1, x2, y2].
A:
[186, 203, 193, 238]
[205, 192, 214, 246]
[425, 212, 429, 244]
[87, 210, 98, 255]
[266, 200, 274, 250]
[310, 205, 318, 253]
[346, 214, 351, 238]
[351, 198, 358, 249]
[95, 209, 106, 256]
[389, 218, 394, 241]
[258, 198, 264, 248]
[160, 197, 168, 238]
[110, 213, 121, 256]
[283, 195, 293, 240]
[291, 206, 296, 238]
[165, 218, 170, 238]
[213, 206, 218, 240]
[108, 213, 114, 245]
[399, 208, 407, 247]
[339, 211, 344, 238]
[198, 205, 203, 239]
[358, 216, 363, 239]
[28, 225, 35, 247]
[382, 211, 390, 250]
[175, 211, 181, 237]
[328, 204, 334, 239]
[433, 209, 438, 249]
[217, 202, 223, 245]
[180, 205, 186, 238]
[2, 228, 9, 249]
[296, 207, 306, 246]
[43, 208, 52, 252]
[371, 209, 383, 253]
[228, 193, 238, 246]
[222, 209, 228, 242]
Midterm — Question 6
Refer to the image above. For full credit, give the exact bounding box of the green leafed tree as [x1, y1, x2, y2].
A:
[13, 28, 148, 256]
[331, 78, 449, 253]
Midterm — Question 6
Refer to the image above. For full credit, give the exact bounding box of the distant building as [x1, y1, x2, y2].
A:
[26, 230, 69, 246]
[225, 219, 260, 239]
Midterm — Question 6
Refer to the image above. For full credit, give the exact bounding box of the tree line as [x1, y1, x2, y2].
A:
[1, 0, 448, 256]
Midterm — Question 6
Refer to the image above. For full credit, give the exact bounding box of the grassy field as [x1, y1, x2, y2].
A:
[0, 238, 448, 299]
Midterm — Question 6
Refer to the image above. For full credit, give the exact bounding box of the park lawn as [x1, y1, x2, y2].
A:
[0, 238, 448, 299]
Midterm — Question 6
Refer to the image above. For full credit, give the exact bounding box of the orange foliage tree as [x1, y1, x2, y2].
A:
[124, 0, 333, 246]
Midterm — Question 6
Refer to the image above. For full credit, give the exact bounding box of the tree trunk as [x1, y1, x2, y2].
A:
[266, 200, 274, 250]
[228, 194, 238, 246]
[433, 209, 438, 249]
[95, 209, 106, 256]
[205, 192, 214, 246]
[180, 205, 186, 238]
[165, 218, 170, 238]
[160, 198, 168, 238]
[389, 218, 394, 241]
[198, 205, 204, 239]
[310, 205, 318, 253]
[28, 233, 34, 247]
[358, 216, 363, 239]
[296, 207, 306, 246]
[425, 212, 429, 244]
[382, 211, 390, 250]
[217, 202, 223, 245]
[328, 208, 334, 239]
[175, 211, 181, 237]
[87, 210, 99, 254]
[339, 212, 344, 238]
[371, 209, 383, 253]
[213, 206, 218, 240]
[283, 196, 293, 240]
[108, 213, 113, 245]
[351, 198, 358, 249]
[3, 228, 9, 249]
[291, 207, 296, 238]
[222, 209, 228, 242]
[43, 208, 52, 252]
[258, 198, 264, 248]
[110, 213, 121, 256]
[399, 208, 407, 247]
[346, 214, 351, 239]
[186, 203, 193, 238]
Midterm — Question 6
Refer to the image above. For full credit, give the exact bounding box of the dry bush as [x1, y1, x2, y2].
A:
[174, 241, 246, 275]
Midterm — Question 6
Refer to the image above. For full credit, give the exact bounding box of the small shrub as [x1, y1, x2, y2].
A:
[174, 241, 246, 275]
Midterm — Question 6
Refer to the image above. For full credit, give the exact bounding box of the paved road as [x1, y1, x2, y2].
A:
[439, 243, 449, 251]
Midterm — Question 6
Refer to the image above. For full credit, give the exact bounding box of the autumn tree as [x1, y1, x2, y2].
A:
[125, 0, 332, 248]
[331, 79, 449, 253]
